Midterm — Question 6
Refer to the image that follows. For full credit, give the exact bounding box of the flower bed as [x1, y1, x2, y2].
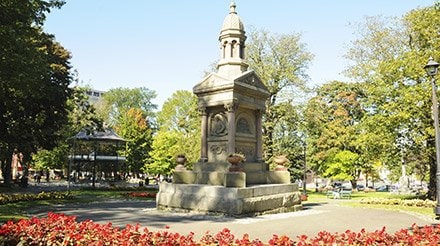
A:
[1, 213, 440, 245]
[0, 191, 74, 205]
[125, 191, 156, 198]
[360, 198, 436, 208]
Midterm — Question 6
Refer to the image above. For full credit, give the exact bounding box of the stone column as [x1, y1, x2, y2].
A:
[256, 109, 263, 162]
[225, 101, 238, 154]
[198, 104, 208, 162]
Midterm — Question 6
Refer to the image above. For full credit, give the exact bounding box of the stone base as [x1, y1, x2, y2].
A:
[191, 161, 287, 185]
[267, 171, 291, 184]
[224, 172, 246, 187]
[173, 171, 196, 184]
[156, 182, 302, 216]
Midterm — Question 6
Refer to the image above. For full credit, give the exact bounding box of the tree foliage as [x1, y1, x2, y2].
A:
[246, 28, 313, 160]
[344, 4, 440, 196]
[94, 87, 157, 175]
[31, 86, 104, 172]
[147, 91, 199, 175]
[116, 108, 153, 175]
[305, 81, 365, 185]
[269, 102, 305, 179]
[0, 0, 72, 184]
[98, 87, 157, 127]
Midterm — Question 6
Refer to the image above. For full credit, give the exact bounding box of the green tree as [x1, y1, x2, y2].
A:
[147, 91, 199, 175]
[246, 28, 313, 160]
[270, 102, 305, 180]
[98, 87, 157, 127]
[31, 86, 104, 173]
[324, 150, 360, 183]
[116, 108, 153, 176]
[344, 4, 440, 197]
[0, 0, 72, 185]
[305, 81, 365, 186]
[67, 86, 104, 134]
[95, 87, 156, 177]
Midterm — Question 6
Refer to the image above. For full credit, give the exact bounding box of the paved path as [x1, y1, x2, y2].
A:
[28, 199, 437, 242]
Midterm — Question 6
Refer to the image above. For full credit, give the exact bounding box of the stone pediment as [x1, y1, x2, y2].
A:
[193, 72, 233, 95]
[234, 70, 269, 94]
[193, 70, 269, 97]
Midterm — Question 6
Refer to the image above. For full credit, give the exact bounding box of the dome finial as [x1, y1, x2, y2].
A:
[229, 0, 237, 14]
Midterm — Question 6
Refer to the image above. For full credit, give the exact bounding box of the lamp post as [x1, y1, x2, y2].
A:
[424, 57, 440, 217]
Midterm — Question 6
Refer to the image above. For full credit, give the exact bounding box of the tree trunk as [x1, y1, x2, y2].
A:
[3, 153, 12, 186]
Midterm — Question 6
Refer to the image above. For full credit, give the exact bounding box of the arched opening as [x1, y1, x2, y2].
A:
[231, 40, 237, 58]
[222, 41, 227, 59]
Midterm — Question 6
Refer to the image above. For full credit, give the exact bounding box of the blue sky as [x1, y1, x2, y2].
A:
[44, 1, 435, 107]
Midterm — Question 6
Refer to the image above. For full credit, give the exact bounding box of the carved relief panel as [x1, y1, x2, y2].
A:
[208, 143, 228, 162]
[235, 111, 255, 136]
[209, 112, 228, 137]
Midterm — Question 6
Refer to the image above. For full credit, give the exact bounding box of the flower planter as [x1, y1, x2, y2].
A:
[227, 155, 244, 172]
[273, 155, 288, 171]
[175, 155, 187, 171]
[301, 194, 308, 201]
[274, 155, 288, 165]
[227, 155, 242, 165]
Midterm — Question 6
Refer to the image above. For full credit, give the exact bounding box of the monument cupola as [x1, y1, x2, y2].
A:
[217, 0, 249, 78]
[193, 0, 270, 164]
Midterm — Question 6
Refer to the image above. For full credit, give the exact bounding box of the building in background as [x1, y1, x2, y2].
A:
[86, 89, 105, 105]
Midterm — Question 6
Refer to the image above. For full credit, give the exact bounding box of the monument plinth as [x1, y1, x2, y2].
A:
[156, 1, 301, 215]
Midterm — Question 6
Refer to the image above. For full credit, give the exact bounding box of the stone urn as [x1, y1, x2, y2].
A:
[175, 155, 187, 171]
[273, 155, 288, 171]
[227, 154, 244, 172]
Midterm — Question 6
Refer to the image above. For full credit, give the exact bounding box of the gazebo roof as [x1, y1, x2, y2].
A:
[72, 128, 126, 143]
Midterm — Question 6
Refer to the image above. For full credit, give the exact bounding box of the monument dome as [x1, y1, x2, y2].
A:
[220, 1, 244, 36]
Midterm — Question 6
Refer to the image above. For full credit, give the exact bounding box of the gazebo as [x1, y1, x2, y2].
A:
[69, 128, 126, 188]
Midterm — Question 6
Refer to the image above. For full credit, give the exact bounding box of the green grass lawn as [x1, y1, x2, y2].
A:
[303, 190, 435, 219]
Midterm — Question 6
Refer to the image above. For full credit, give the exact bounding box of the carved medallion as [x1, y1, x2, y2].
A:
[210, 113, 228, 136]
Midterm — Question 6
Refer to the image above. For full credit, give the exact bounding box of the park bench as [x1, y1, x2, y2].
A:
[339, 189, 352, 199]
[326, 188, 352, 199]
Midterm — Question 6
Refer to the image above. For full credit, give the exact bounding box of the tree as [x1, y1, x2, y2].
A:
[246, 28, 313, 160]
[30, 86, 104, 173]
[344, 4, 440, 197]
[98, 87, 157, 127]
[147, 91, 199, 175]
[0, 0, 72, 185]
[270, 102, 305, 180]
[323, 150, 360, 182]
[116, 108, 153, 176]
[305, 81, 365, 186]
[95, 87, 157, 177]
[67, 86, 104, 135]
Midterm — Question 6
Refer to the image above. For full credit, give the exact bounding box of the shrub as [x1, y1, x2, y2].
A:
[360, 198, 436, 208]
[124, 191, 156, 198]
[0, 191, 74, 205]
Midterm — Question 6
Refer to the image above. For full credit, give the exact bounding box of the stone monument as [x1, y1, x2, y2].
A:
[156, 1, 302, 216]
